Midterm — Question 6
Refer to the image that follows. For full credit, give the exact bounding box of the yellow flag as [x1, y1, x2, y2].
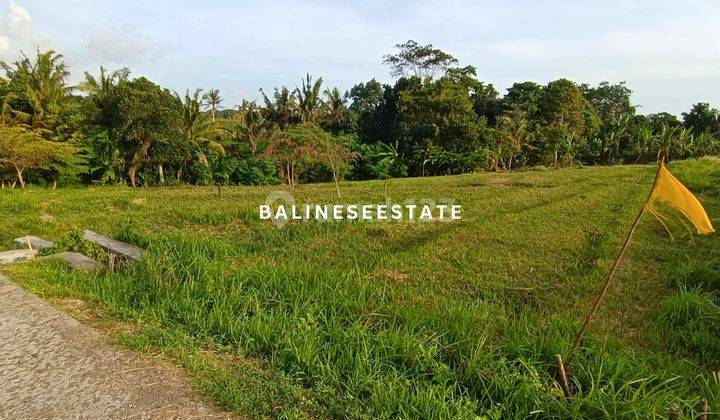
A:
[645, 163, 715, 235]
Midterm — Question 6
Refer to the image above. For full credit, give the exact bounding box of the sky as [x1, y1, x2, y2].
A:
[0, 0, 718, 115]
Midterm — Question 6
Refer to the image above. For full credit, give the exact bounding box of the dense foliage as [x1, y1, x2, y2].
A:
[1, 42, 719, 188]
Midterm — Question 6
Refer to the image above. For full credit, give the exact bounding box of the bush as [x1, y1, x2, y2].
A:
[349, 142, 408, 180]
[188, 159, 213, 185]
[299, 162, 333, 184]
[232, 159, 279, 186]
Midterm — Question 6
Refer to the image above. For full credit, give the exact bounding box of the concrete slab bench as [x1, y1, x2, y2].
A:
[14, 236, 55, 251]
[82, 230, 145, 261]
[42, 252, 102, 272]
[0, 249, 38, 264]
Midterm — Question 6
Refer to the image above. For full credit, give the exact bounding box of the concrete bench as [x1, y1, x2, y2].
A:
[83, 230, 145, 261]
[14, 236, 55, 251]
[0, 249, 38, 264]
[43, 252, 102, 272]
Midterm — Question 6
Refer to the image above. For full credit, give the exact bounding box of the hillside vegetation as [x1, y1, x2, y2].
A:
[2, 42, 720, 191]
[2, 158, 719, 418]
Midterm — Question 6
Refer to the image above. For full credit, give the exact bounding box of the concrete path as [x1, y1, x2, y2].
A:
[0, 275, 224, 419]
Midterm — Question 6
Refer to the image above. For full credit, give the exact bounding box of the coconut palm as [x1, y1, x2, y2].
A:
[1, 49, 72, 129]
[202, 88, 222, 122]
[81, 66, 129, 139]
[177, 89, 226, 166]
[0, 91, 29, 124]
[322, 87, 346, 131]
[80, 66, 129, 183]
[81, 66, 129, 95]
[295, 74, 323, 123]
[232, 101, 266, 155]
[260, 86, 297, 130]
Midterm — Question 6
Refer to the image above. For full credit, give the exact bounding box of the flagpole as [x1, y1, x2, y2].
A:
[566, 159, 664, 367]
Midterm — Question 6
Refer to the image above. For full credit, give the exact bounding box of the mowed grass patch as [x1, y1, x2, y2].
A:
[2, 158, 720, 417]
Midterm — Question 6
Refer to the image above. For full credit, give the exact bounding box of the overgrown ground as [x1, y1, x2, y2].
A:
[2, 158, 719, 418]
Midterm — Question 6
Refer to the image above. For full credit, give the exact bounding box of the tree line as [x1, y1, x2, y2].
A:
[1, 41, 719, 189]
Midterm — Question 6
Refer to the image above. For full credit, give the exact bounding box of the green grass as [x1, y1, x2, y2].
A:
[2, 158, 720, 418]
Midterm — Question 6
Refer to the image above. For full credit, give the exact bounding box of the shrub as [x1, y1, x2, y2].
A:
[232, 158, 279, 186]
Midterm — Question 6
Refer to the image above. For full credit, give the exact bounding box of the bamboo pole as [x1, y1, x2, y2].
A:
[555, 354, 571, 398]
[566, 160, 663, 367]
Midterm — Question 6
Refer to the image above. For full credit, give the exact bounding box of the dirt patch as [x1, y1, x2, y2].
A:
[0, 275, 230, 419]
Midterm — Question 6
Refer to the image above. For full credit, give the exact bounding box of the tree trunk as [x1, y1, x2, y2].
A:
[13, 164, 25, 189]
[291, 162, 296, 190]
[128, 140, 151, 187]
[128, 166, 137, 187]
[508, 155, 514, 171]
[52, 179, 57, 190]
[249, 137, 257, 155]
[332, 169, 340, 197]
[158, 164, 165, 185]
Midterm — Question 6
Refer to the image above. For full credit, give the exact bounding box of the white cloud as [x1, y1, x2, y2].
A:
[7, 0, 28, 23]
[84, 23, 155, 64]
[0, 1, 54, 61]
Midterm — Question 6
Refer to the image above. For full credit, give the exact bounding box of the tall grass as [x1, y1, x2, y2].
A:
[3, 159, 720, 417]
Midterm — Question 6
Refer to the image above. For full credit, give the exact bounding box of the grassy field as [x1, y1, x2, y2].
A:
[2, 158, 720, 418]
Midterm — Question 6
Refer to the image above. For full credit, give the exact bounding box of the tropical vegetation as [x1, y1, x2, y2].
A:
[1, 41, 719, 189]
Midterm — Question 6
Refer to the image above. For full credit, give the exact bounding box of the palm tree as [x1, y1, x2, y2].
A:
[232, 101, 266, 155]
[295, 74, 323, 123]
[177, 89, 226, 168]
[322, 87, 345, 131]
[202, 88, 222, 122]
[260, 87, 297, 130]
[497, 108, 533, 171]
[81, 66, 129, 96]
[0, 91, 28, 124]
[81, 66, 130, 183]
[1, 49, 72, 129]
